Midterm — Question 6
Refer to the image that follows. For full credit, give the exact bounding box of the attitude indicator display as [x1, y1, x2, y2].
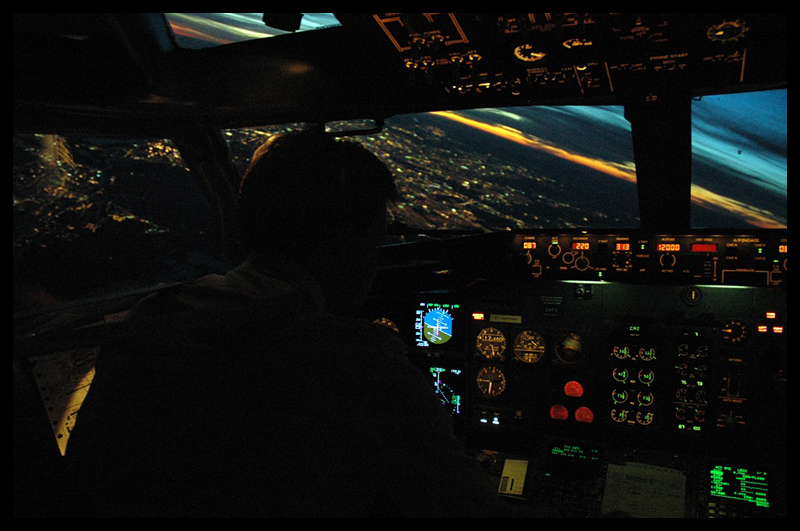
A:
[415, 302, 458, 347]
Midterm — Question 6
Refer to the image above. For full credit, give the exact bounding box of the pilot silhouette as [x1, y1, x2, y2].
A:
[65, 127, 505, 517]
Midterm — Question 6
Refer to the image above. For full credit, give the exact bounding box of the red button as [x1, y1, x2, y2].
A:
[564, 380, 584, 397]
[549, 404, 569, 420]
[575, 406, 594, 423]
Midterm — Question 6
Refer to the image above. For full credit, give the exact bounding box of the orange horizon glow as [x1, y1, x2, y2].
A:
[168, 23, 235, 45]
[431, 111, 638, 185]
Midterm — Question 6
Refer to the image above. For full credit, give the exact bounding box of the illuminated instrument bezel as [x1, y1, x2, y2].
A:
[513, 330, 546, 364]
[513, 44, 546, 62]
[475, 366, 507, 398]
[476, 327, 507, 360]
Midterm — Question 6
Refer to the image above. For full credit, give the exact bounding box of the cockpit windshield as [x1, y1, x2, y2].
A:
[690, 89, 787, 229]
[226, 105, 640, 232]
[225, 87, 787, 232]
[164, 13, 342, 49]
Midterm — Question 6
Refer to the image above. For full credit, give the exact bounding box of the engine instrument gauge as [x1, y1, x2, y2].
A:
[476, 327, 506, 360]
[636, 411, 655, 426]
[476, 366, 507, 398]
[513, 330, 546, 363]
[611, 409, 629, 423]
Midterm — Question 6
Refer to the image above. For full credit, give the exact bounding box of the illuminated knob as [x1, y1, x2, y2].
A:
[659, 253, 677, 267]
[721, 319, 747, 343]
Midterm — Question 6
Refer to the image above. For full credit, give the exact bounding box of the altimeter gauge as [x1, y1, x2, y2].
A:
[476, 327, 506, 360]
[476, 366, 507, 398]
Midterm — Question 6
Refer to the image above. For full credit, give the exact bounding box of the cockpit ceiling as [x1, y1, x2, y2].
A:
[13, 13, 788, 132]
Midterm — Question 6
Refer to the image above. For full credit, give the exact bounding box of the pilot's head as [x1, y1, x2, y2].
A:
[239, 127, 396, 313]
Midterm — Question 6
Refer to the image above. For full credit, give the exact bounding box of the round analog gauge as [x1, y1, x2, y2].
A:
[612, 345, 631, 359]
[721, 319, 747, 344]
[513, 44, 546, 62]
[476, 366, 507, 398]
[476, 327, 506, 360]
[707, 20, 748, 43]
[556, 332, 585, 364]
[513, 330, 546, 364]
[611, 409, 629, 423]
[636, 411, 655, 426]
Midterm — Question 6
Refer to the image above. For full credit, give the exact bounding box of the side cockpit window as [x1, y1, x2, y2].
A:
[13, 133, 223, 310]
[14, 133, 227, 457]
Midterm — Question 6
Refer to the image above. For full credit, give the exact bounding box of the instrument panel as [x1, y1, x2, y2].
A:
[514, 231, 787, 287]
[374, 230, 787, 516]
[370, 13, 787, 106]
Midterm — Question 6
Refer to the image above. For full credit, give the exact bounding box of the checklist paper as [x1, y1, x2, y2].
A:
[498, 459, 529, 497]
[601, 462, 687, 517]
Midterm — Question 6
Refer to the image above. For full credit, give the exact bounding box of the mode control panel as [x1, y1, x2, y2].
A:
[514, 231, 787, 287]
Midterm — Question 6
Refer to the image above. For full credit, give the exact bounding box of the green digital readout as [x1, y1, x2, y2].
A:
[550, 443, 601, 462]
[708, 465, 770, 508]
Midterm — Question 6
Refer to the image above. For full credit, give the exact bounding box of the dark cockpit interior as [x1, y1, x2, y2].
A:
[14, 14, 786, 517]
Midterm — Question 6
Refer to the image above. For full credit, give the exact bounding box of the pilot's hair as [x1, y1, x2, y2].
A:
[239, 126, 396, 254]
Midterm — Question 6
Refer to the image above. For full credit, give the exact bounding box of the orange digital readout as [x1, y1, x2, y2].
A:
[657, 243, 681, 251]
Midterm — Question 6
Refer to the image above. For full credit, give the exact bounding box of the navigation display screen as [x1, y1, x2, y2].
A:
[708, 465, 770, 508]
